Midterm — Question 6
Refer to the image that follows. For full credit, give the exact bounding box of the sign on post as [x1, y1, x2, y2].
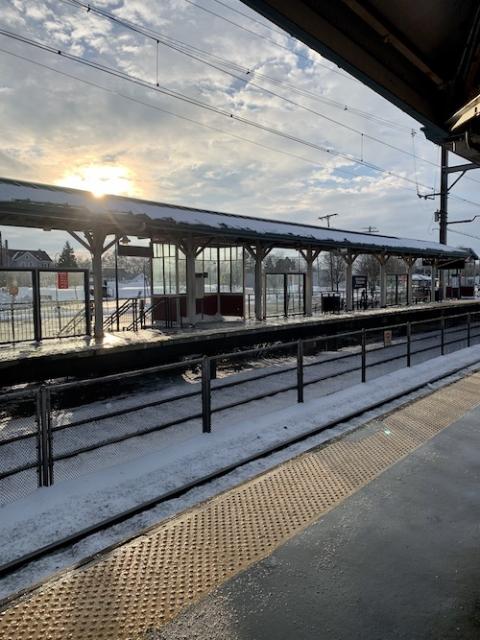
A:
[57, 272, 69, 289]
[352, 275, 367, 289]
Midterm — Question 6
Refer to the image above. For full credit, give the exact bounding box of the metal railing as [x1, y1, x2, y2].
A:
[1, 309, 479, 506]
[0, 267, 90, 344]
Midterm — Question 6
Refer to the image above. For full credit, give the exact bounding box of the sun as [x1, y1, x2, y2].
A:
[59, 165, 134, 197]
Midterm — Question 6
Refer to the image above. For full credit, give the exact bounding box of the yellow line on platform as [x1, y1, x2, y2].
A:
[2, 372, 480, 640]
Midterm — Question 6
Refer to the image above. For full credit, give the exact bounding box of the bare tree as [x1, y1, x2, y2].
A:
[320, 251, 345, 291]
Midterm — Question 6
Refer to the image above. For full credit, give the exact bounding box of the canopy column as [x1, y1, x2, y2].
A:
[69, 229, 117, 340]
[375, 254, 389, 308]
[245, 243, 272, 321]
[299, 247, 321, 316]
[431, 261, 437, 302]
[342, 252, 358, 312]
[403, 256, 416, 306]
[183, 239, 197, 325]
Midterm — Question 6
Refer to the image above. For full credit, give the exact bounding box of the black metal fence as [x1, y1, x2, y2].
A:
[1, 309, 480, 506]
[0, 268, 90, 344]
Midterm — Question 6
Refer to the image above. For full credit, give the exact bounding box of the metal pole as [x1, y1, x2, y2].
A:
[32, 268, 42, 342]
[439, 147, 449, 245]
[115, 238, 120, 332]
[439, 147, 448, 297]
[297, 339, 304, 403]
[84, 269, 91, 336]
[35, 388, 44, 487]
[361, 328, 366, 382]
[441, 317, 445, 355]
[406, 322, 411, 367]
[201, 356, 211, 433]
[37, 385, 52, 487]
[467, 313, 471, 347]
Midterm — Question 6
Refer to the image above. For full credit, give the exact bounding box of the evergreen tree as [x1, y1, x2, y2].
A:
[57, 241, 78, 268]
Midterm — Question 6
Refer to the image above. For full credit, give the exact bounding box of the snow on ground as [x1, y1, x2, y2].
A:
[1, 343, 480, 602]
[0, 327, 462, 498]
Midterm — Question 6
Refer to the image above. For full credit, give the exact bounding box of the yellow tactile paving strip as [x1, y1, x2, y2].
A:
[2, 372, 480, 640]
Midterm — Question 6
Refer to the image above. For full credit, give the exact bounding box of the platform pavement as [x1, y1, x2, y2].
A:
[158, 393, 480, 639]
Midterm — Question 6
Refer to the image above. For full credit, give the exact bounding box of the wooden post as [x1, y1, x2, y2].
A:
[375, 254, 389, 308]
[300, 248, 321, 317]
[91, 230, 106, 340]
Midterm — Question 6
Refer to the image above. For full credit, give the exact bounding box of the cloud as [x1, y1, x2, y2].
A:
[0, 0, 479, 256]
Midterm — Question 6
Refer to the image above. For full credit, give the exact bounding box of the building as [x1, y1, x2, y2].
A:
[3, 248, 53, 269]
[0, 177, 475, 339]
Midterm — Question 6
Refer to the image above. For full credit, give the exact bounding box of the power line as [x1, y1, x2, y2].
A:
[59, 0, 443, 170]
[1, 27, 439, 194]
[438, 227, 480, 242]
[0, 45, 434, 202]
[60, 0, 413, 134]
[180, 0, 358, 83]
[4, 26, 480, 210]
[208, 0, 286, 35]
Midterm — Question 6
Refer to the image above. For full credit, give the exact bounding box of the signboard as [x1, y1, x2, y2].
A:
[422, 258, 466, 270]
[118, 244, 152, 258]
[352, 275, 367, 289]
[195, 272, 208, 299]
[383, 330, 392, 347]
[57, 272, 69, 289]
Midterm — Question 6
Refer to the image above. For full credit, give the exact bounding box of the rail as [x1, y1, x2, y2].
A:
[1, 309, 480, 504]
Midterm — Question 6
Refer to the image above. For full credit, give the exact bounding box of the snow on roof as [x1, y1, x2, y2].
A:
[0, 177, 472, 258]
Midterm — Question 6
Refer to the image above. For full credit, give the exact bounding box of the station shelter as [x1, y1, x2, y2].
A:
[0, 177, 474, 340]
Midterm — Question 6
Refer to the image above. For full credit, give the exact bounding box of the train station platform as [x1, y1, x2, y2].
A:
[1, 370, 480, 639]
[1, 298, 480, 384]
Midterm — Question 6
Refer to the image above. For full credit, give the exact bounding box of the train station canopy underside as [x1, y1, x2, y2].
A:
[242, 0, 480, 166]
[0, 177, 473, 260]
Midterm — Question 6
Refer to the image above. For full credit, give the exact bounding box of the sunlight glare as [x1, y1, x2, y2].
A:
[59, 165, 134, 197]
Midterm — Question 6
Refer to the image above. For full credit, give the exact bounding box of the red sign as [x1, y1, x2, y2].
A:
[57, 272, 69, 289]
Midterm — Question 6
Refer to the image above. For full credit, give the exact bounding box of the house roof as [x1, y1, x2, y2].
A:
[7, 248, 52, 262]
[0, 176, 474, 260]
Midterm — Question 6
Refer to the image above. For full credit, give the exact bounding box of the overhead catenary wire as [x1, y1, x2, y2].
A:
[180, 0, 358, 83]
[1, 43, 447, 212]
[0, 27, 441, 195]
[57, 0, 452, 172]
[59, 0, 415, 134]
[0, 45, 418, 195]
[60, 0, 480, 194]
[2, 27, 480, 209]
[209, 0, 287, 36]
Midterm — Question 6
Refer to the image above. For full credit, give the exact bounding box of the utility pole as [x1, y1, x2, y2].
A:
[362, 226, 379, 233]
[439, 146, 448, 245]
[318, 214, 338, 228]
[319, 214, 339, 291]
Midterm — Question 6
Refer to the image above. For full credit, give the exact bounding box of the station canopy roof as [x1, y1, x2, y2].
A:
[0, 177, 474, 260]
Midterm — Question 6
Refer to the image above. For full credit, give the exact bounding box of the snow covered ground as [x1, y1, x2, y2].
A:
[1, 324, 470, 504]
[1, 339, 480, 602]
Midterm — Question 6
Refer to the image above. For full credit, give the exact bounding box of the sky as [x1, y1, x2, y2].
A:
[1, 0, 480, 258]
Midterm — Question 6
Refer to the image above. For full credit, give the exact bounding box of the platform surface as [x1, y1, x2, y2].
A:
[1, 372, 480, 639]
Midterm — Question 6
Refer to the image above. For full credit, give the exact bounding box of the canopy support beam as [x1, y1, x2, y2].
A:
[245, 243, 272, 321]
[299, 247, 321, 316]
